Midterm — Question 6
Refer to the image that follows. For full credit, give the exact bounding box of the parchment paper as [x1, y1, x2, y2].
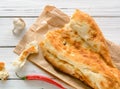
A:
[14, 5, 120, 89]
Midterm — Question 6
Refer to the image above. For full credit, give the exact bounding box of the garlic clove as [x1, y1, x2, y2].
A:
[12, 18, 26, 34]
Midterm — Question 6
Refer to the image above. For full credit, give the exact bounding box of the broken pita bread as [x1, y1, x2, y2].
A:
[0, 62, 9, 80]
[13, 41, 38, 69]
[40, 29, 120, 89]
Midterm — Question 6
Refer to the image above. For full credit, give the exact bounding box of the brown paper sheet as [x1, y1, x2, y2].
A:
[14, 5, 120, 89]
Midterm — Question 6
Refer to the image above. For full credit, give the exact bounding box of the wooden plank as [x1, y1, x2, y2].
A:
[0, 8, 120, 17]
[0, 80, 73, 89]
[0, 17, 120, 46]
[0, 0, 120, 16]
[1, 0, 119, 8]
[0, 18, 35, 46]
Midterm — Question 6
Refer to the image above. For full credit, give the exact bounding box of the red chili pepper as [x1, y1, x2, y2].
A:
[15, 72, 66, 89]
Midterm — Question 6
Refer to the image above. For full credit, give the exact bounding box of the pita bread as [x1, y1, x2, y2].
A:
[40, 10, 120, 89]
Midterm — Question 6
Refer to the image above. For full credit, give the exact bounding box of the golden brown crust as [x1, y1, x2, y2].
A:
[0, 62, 4, 71]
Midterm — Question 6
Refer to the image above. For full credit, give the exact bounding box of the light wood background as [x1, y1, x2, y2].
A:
[0, 0, 120, 89]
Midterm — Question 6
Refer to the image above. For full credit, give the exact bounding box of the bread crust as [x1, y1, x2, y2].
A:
[65, 10, 115, 67]
[40, 10, 120, 89]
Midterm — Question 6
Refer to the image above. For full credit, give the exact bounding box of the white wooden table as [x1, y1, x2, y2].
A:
[0, 0, 120, 89]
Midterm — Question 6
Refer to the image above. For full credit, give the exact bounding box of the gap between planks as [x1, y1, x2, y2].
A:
[0, 46, 15, 48]
[0, 16, 120, 18]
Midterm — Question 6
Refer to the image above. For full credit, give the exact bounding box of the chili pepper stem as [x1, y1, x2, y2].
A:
[15, 72, 26, 80]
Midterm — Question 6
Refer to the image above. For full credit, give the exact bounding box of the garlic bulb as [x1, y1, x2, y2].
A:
[12, 18, 26, 34]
